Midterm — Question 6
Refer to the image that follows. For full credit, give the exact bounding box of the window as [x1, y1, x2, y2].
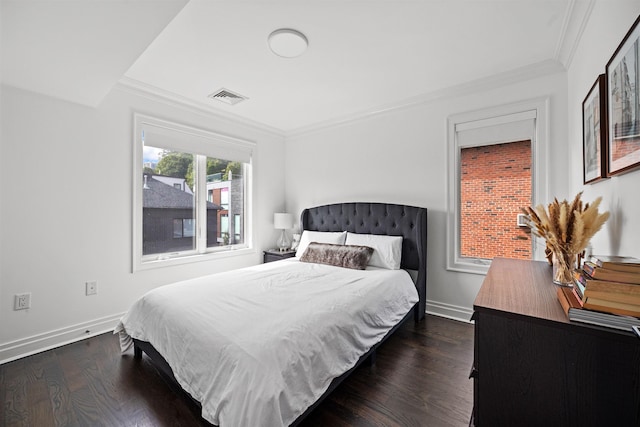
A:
[220, 188, 229, 209]
[446, 98, 549, 274]
[133, 114, 254, 270]
[234, 214, 241, 242]
[220, 214, 229, 244]
[173, 218, 195, 239]
[460, 140, 532, 260]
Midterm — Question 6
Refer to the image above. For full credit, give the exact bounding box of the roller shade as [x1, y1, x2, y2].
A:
[137, 115, 254, 163]
[455, 110, 536, 147]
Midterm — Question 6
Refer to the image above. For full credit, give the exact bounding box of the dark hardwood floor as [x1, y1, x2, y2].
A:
[1, 315, 474, 427]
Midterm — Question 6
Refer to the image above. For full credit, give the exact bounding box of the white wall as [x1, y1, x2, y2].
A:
[3, 0, 636, 362]
[0, 84, 286, 362]
[286, 72, 568, 321]
[286, 1, 640, 321]
[567, 1, 640, 259]
[0, 2, 4, 342]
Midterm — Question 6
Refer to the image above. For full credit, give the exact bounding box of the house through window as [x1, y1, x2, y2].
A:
[459, 140, 531, 260]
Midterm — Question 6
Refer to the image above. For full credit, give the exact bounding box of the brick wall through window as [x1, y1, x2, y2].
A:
[460, 140, 531, 260]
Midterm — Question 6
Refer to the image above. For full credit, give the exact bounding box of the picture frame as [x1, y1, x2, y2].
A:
[582, 74, 608, 184]
[606, 15, 640, 176]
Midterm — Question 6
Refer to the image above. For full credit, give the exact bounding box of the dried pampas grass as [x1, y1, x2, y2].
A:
[523, 192, 609, 264]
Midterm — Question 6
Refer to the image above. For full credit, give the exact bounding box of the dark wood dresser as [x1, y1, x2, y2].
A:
[471, 258, 640, 427]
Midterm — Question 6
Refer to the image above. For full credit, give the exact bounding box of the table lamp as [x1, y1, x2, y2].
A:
[274, 213, 293, 251]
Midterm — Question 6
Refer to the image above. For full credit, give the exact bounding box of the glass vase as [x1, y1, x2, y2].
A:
[552, 251, 576, 287]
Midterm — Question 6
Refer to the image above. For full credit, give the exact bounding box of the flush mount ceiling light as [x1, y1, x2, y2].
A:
[268, 28, 308, 58]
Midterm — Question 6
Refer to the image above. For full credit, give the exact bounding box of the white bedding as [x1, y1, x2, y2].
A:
[115, 258, 418, 426]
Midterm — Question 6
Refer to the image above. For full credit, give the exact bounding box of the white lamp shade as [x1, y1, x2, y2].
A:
[274, 213, 294, 229]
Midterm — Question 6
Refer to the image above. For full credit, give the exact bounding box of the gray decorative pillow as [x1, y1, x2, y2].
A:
[300, 242, 374, 270]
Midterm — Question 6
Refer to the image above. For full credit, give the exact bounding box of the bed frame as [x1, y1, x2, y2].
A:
[133, 201, 428, 426]
[301, 202, 427, 321]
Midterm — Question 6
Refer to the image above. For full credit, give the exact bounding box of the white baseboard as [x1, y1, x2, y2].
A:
[426, 300, 474, 323]
[0, 312, 125, 364]
[0, 302, 472, 364]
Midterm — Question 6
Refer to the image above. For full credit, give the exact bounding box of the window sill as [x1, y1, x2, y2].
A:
[134, 246, 255, 272]
[446, 258, 491, 275]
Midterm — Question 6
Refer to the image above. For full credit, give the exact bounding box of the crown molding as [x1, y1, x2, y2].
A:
[286, 59, 566, 138]
[119, 57, 566, 141]
[116, 77, 286, 138]
[554, 0, 595, 69]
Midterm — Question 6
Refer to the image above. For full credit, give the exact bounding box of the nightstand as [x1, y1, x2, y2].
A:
[263, 249, 296, 263]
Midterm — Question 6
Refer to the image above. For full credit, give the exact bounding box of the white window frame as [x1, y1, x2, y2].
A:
[446, 98, 549, 275]
[132, 113, 255, 272]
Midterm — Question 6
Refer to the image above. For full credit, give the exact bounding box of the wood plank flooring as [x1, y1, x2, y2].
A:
[1, 315, 474, 427]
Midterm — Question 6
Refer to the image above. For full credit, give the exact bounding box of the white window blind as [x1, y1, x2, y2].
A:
[138, 115, 254, 163]
[455, 110, 536, 147]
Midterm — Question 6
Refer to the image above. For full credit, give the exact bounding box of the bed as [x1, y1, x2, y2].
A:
[115, 202, 427, 426]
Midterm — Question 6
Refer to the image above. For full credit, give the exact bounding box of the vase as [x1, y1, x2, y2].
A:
[291, 233, 301, 250]
[552, 251, 576, 287]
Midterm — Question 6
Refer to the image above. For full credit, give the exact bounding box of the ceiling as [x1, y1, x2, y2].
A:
[1, 0, 593, 134]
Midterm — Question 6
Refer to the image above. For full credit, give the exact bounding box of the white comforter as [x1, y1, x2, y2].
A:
[115, 258, 418, 426]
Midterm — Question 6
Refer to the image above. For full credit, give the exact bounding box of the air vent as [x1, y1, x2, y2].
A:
[208, 88, 248, 105]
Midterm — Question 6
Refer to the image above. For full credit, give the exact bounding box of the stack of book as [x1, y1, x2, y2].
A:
[557, 255, 640, 332]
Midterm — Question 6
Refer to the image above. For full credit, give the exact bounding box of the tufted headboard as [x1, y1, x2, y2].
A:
[300, 202, 427, 321]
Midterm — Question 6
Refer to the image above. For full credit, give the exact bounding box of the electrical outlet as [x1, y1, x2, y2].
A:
[85, 281, 97, 296]
[14, 293, 31, 310]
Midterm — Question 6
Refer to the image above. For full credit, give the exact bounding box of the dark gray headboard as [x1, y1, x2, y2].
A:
[300, 202, 427, 321]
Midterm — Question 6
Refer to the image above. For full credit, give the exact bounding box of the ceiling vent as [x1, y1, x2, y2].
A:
[207, 88, 248, 105]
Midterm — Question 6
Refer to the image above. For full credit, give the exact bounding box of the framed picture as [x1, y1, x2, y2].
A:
[606, 15, 640, 176]
[582, 74, 607, 183]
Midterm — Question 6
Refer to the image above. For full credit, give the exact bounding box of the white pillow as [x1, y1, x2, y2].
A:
[295, 230, 347, 258]
[344, 232, 403, 270]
